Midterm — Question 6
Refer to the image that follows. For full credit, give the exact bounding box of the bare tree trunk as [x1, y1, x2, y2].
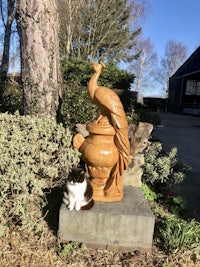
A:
[16, 0, 62, 119]
[0, 0, 15, 107]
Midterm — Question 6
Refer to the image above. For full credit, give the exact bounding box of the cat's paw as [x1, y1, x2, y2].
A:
[68, 205, 74, 211]
[75, 205, 81, 211]
[63, 192, 69, 198]
[63, 198, 69, 206]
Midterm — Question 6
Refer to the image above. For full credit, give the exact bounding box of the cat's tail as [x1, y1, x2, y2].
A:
[81, 199, 94, 210]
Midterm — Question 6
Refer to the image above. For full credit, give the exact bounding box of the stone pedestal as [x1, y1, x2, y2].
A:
[58, 186, 155, 252]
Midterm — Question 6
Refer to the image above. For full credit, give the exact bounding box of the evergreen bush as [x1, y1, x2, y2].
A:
[61, 59, 134, 90]
[143, 141, 191, 189]
[61, 59, 135, 129]
[0, 78, 23, 114]
[62, 83, 98, 129]
[0, 112, 79, 237]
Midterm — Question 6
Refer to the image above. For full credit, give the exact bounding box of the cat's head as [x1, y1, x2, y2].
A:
[67, 167, 85, 184]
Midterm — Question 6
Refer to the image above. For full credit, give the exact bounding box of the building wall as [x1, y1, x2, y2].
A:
[167, 47, 200, 114]
[168, 77, 184, 113]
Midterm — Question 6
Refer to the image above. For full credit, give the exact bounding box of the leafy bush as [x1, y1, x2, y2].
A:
[136, 109, 161, 126]
[162, 194, 191, 218]
[61, 59, 134, 90]
[159, 216, 200, 253]
[141, 184, 161, 202]
[0, 78, 23, 114]
[142, 184, 200, 255]
[127, 108, 161, 126]
[142, 183, 191, 219]
[142, 139, 197, 256]
[61, 59, 135, 129]
[143, 141, 191, 189]
[0, 112, 79, 236]
[143, 98, 166, 112]
[62, 83, 99, 129]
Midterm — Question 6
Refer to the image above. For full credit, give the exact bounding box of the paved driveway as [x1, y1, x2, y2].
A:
[152, 112, 200, 221]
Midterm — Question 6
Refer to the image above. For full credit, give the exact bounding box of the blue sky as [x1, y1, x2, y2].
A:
[142, 0, 200, 59]
[133, 0, 200, 97]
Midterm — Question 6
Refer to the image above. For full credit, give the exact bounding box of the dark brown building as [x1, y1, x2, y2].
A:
[168, 46, 200, 115]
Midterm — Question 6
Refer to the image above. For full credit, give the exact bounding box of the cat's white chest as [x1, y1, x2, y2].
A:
[67, 180, 86, 195]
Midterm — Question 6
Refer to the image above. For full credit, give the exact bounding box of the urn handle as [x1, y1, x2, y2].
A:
[73, 133, 85, 150]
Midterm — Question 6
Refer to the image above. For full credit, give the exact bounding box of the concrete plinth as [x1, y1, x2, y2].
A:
[58, 186, 155, 252]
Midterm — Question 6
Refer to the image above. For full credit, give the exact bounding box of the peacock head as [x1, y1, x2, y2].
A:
[91, 61, 106, 73]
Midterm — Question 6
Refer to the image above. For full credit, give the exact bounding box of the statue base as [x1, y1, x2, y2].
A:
[58, 186, 155, 252]
[92, 192, 123, 202]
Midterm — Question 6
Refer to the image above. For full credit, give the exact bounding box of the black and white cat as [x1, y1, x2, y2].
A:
[63, 167, 94, 211]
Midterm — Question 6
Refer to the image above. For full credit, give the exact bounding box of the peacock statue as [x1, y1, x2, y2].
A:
[87, 62, 130, 197]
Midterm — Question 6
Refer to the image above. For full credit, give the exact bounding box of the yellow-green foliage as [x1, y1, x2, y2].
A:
[159, 216, 200, 253]
[143, 141, 191, 187]
[0, 112, 79, 236]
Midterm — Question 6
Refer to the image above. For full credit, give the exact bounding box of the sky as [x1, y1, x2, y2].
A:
[142, 0, 200, 60]
[136, 0, 200, 97]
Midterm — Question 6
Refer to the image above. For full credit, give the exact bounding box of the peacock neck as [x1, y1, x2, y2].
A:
[88, 71, 101, 99]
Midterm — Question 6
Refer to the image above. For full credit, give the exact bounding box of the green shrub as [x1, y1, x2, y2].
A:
[142, 184, 200, 254]
[159, 216, 200, 253]
[141, 184, 161, 202]
[62, 83, 98, 129]
[0, 78, 23, 114]
[143, 98, 166, 112]
[142, 183, 191, 219]
[142, 142, 198, 255]
[0, 112, 79, 237]
[138, 109, 161, 126]
[143, 141, 191, 189]
[61, 59, 134, 90]
[61, 59, 135, 129]
[127, 108, 161, 126]
[162, 195, 191, 218]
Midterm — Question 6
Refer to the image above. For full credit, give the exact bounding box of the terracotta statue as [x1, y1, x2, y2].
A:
[73, 62, 130, 202]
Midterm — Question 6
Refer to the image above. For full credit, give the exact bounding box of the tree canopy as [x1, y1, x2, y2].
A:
[130, 37, 158, 100]
[58, 0, 141, 63]
[157, 40, 188, 95]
